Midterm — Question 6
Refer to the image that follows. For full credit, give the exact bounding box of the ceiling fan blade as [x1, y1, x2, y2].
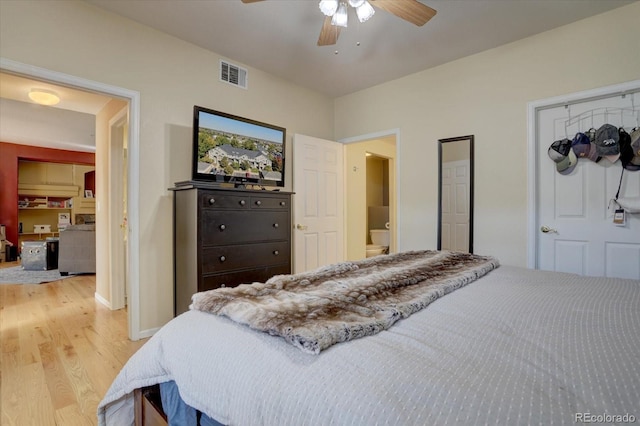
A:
[241, 0, 264, 3]
[317, 16, 341, 46]
[369, 0, 436, 26]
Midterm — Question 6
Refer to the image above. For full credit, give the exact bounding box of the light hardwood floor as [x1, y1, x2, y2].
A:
[0, 261, 148, 425]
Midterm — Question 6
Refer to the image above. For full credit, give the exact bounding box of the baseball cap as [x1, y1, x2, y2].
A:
[583, 128, 601, 162]
[595, 123, 620, 163]
[587, 142, 602, 163]
[548, 138, 578, 175]
[624, 127, 640, 171]
[619, 128, 634, 169]
[571, 132, 591, 158]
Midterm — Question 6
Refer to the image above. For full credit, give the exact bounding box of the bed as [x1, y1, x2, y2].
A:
[98, 250, 640, 425]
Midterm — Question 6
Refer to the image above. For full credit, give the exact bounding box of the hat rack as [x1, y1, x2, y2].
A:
[554, 90, 640, 136]
[559, 106, 640, 139]
[564, 107, 639, 127]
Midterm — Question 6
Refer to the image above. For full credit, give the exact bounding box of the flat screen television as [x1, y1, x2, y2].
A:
[192, 106, 286, 188]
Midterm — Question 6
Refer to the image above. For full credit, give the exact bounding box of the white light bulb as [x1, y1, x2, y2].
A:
[331, 2, 348, 27]
[319, 0, 338, 16]
[356, 1, 375, 23]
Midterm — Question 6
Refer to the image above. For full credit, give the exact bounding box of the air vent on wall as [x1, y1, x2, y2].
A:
[220, 60, 248, 89]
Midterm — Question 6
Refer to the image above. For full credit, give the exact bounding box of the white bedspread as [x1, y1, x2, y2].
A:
[98, 266, 640, 425]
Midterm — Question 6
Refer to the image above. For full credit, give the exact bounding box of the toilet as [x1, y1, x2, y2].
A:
[367, 229, 390, 257]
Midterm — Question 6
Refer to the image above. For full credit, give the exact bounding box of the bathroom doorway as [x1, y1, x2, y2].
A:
[365, 154, 391, 258]
[344, 134, 397, 261]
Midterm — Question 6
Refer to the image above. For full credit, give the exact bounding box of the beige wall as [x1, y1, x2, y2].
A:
[345, 138, 396, 260]
[366, 156, 386, 208]
[0, 0, 334, 333]
[335, 2, 640, 267]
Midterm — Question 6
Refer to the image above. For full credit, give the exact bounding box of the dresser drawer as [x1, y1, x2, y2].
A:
[200, 192, 250, 209]
[201, 264, 291, 292]
[249, 195, 289, 210]
[201, 210, 289, 245]
[201, 241, 289, 274]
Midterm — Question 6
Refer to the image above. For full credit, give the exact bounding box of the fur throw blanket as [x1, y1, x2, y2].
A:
[191, 250, 499, 354]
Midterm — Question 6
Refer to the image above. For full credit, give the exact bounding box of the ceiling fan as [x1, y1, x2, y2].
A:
[241, 0, 437, 46]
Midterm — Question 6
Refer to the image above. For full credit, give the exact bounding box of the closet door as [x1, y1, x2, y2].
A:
[536, 92, 640, 279]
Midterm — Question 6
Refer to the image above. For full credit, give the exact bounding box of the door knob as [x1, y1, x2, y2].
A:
[540, 225, 557, 234]
[296, 224, 308, 230]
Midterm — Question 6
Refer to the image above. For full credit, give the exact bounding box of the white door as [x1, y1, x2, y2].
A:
[109, 107, 128, 309]
[441, 159, 470, 252]
[537, 92, 640, 279]
[293, 134, 344, 273]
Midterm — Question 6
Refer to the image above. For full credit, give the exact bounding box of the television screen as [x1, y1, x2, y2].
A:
[192, 106, 286, 187]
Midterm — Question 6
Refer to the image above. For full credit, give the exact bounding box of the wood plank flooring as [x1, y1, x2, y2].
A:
[0, 261, 148, 425]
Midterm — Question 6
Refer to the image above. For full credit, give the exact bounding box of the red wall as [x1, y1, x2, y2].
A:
[0, 142, 95, 246]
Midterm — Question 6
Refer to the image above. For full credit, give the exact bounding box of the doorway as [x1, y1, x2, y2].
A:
[1, 58, 142, 339]
[365, 154, 391, 257]
[292, 131, 399, 268]
[343, 131, 398, 261]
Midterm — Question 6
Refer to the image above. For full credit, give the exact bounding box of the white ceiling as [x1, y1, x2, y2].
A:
[0, 73, 111, 151]
[86, 0, 635, 98]
[0, 73, 112, 115]
[0, 0, 635, 151]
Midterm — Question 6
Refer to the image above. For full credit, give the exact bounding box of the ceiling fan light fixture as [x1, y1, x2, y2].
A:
[355, 1, 375, 23]
[331, 1, 348, 27]
[348, 0, 365, 7]
[28, 89, 60, 106]
[319, 0, 338, 16]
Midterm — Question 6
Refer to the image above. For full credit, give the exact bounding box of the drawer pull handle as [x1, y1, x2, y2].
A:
[273, 250, 279, 256]
[239, 200, 246, 206]
[273, 223, 279, 228]
[208, 198, 215, 205]
[280, 201, 286, 206]
[255, 200, 262, 206]
[219, 256, 226, 262]
[219, 224, 226, 231]
[220, 283, 226, 288]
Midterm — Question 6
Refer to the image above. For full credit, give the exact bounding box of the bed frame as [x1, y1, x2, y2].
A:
[134, 385, 167, 426]
[134, 384, 212, 425]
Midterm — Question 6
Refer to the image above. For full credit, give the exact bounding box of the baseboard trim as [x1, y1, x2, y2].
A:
[138, 327, 161, 339]
[94, 292, 112, 309]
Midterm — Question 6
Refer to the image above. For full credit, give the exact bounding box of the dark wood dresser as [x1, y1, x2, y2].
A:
[172, 182, 292, 316]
